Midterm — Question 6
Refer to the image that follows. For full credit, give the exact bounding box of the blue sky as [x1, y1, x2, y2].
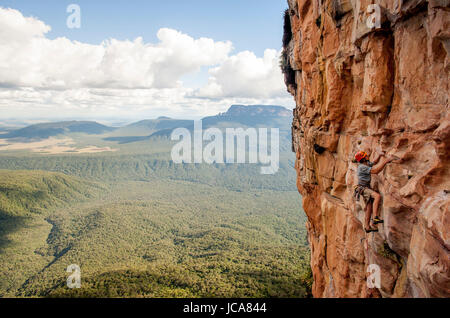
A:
[0, 1, 293, 120]
[3, 0, 287, 55]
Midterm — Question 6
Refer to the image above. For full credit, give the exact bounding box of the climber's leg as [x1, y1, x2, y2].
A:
[362, 188, 378, 232]
[364, 188, 383, 224]
[372, 191, 384, 224]
[372, 191, 381, 219]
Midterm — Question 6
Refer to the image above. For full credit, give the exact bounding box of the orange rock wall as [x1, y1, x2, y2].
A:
[283, 0, 449, 297]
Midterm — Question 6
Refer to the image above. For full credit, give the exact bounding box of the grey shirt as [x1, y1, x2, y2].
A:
[357, 162, 373, 187]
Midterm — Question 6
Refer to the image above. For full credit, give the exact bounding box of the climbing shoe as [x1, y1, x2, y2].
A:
[365, 228, 378, 233]
[373, 217, 384, 224]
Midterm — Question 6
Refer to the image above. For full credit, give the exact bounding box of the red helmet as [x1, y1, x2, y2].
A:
[355, 151, 369, 162]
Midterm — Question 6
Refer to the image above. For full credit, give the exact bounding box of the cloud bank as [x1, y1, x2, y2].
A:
[0, 7, 293, 119]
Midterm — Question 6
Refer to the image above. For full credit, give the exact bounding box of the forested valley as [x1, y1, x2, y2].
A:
[0, 106, 312, 298]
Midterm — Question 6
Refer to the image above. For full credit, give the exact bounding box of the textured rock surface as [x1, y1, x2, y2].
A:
[282, 0, 449, 297]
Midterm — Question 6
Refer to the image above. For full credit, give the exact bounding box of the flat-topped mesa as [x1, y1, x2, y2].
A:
[282, 0, 449, 298]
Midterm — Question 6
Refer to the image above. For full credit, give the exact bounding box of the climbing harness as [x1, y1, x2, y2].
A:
[353, 185, 367, 201]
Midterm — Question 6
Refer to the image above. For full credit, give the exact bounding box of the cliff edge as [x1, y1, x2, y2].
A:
[282, 0, 449, 297]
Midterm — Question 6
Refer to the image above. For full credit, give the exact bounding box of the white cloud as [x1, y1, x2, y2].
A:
[0, 9, 232, 89]
[0, 7, 293, 119]
[0, 7, 51, 42]
[193, 49, 286, 99]
[0, 86, 294, 120]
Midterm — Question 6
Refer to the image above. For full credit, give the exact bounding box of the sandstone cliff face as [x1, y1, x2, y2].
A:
[282, 0, 449, 297]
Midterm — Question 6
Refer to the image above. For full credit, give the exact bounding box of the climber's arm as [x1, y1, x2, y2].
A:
[371, 151, 385, 165]
[371, 156, 394, 174]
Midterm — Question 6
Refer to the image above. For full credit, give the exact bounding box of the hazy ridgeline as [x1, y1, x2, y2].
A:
[0, 106, 312, 298]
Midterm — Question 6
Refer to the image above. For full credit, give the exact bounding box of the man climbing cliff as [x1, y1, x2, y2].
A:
[353, 151, 399, 233]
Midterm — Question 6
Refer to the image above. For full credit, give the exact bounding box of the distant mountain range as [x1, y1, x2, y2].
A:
[217, 105, 291, 117]
[2, 121, 115, 139]
[126, 117, 193, 133]
[201, 105, 291, 130]
[1, 105, 292, 141]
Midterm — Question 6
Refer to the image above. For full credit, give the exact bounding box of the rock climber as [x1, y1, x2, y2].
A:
[353, 150, 400, 233]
